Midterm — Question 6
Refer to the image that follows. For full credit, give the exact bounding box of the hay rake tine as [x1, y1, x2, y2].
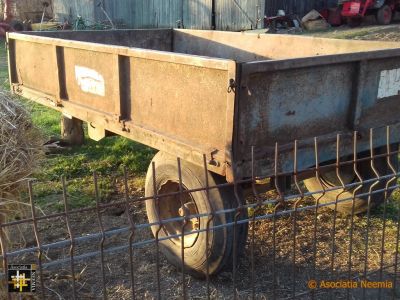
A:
[250, 146, 261, 300]
[61, 176, 77, 300]
[329, 134, 346, 300]
[28, 180, 45, 299]
[362, 128, 380, 299]
[273, 142, 284, 300]
[392, 142, 400, 300]
[346, 131, 363, 300]
[292, 140, 304, 299]
[311, 137, 325, 300]
[378, 126, 397, 300]
[152, 162, 162, 300]
[93, 172, 107, 300]
[232, 160, 244, 300]
[203, 154, 214, 300]
[272, 202, 282, 300]
[393, 197, 400, 300]
[123, 167, 136, 300]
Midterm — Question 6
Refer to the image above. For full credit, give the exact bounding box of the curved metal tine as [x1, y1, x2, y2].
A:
[123, 168, 136, 300]
[177, 158, 187, 299]
[362, 128, 381, 300]
[311, 137, 326, 300]
[250, 146, 262, 300]
[272, 142, 284, 300]
[383, 126, 398, 200]
[232, 160, 244, 300]
[330, 134, 347, 298]
[0, 206, 10, 300]
[292, 140, 304, 299]
[28, 180, 45, 299]
[393, 177, 400, 300]
[152, 162, 162, 300]
[378, 126, 397, 300]
[61, 176, 77, 300]
[274, 143, 285, 208]
[272, 201, 283, 300]
[203, 154, 214, 300]
[93, 172, 107, 300]
[346, 131, 363, 300]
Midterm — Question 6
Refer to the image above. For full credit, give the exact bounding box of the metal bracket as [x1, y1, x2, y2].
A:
[120, 119, 130, 133]
[228, 79, 237, 93]
[209, 149, 221, 167]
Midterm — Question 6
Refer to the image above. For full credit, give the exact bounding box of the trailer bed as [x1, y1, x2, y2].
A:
[7, 29, 400, 180]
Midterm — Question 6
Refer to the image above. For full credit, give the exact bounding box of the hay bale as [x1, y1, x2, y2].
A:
[0, 91, 42, 220]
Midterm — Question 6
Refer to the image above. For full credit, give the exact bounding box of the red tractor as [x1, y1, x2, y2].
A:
[341, 0, 400, 26]
[0, 0, 29, 37]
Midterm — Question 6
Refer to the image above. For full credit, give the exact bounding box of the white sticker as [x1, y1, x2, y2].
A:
[75, 66, 105, 97]
[378, 68, 400, 99]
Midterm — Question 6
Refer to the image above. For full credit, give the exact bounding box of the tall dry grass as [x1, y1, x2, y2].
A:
[0, 90, 43, 259]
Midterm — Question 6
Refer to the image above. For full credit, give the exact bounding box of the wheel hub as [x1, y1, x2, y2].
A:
[157, 181, 200, 248]
[178, 202, 200, 231]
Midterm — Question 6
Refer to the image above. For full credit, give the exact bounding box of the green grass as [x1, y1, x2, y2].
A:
[0, 41, 155, 211]
[31, 133, 155, 210]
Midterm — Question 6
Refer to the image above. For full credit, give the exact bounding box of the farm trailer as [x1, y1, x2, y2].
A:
[6, 29, 400, 276]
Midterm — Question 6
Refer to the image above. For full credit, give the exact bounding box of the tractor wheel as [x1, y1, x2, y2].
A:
[376, 5, 393, 25]
[346, 17, 362, 27]
[145, 151, 248, 277]
[9, 20, 24, 31]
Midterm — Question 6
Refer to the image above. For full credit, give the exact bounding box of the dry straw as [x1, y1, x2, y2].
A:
[0, 90, 43, 226]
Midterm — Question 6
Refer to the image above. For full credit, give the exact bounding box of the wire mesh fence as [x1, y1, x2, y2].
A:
[1, 127, 400, 299]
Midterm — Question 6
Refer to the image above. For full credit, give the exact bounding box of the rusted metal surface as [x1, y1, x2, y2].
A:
[28, 29, 173, 50]
[7, 29, 400, 181]
[7, 29, 237, 178]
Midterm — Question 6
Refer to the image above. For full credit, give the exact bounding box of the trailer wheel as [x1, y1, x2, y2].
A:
[145, 152, 248, 277]
[376, 5, 393, 25]
[304, 146, 398, 215]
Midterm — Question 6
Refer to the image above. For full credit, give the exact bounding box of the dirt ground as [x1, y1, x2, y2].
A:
[307, 19, 400, 41]
[3, 24, 400, 300]
[3, 174, 400, 300]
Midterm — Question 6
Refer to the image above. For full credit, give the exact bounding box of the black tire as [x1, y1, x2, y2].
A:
[145, 151, 248, 277]
[376, 5, 393, 25]
[9, 20, 24, 32]
[346, 17, 362, 27]
[304, 146, 398, 215]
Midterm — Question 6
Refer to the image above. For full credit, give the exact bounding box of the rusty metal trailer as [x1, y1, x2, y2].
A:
[7, 29, 400, 276]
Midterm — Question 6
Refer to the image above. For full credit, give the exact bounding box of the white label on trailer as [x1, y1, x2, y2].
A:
[378, 68, 400, 99]
[75, 66, 105, 97]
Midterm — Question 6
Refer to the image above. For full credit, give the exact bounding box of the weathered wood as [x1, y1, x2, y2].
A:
[61, 116, 84, 146]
